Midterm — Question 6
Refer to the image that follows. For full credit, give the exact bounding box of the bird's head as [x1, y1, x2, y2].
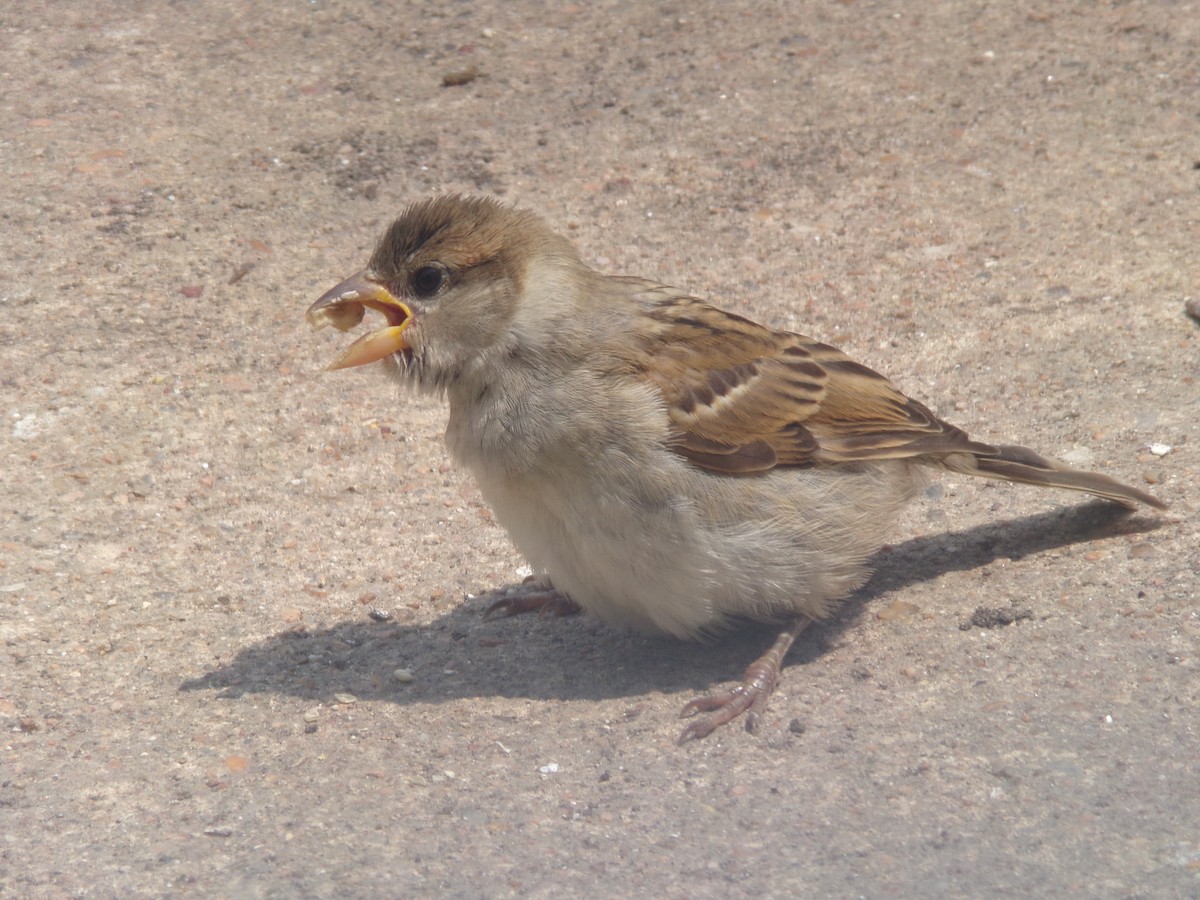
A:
[306, 194, 582, 393]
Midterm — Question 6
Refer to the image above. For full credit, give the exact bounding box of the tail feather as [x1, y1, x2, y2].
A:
[939, 443, 1167, 511]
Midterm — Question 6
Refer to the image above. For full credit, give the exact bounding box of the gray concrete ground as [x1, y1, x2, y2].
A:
[2, 2, 1197, 896]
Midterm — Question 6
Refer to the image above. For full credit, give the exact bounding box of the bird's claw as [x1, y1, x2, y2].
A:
[482, 588, 581, 620]
[677, 681, 772, 743]
[676, 618, 809, 743]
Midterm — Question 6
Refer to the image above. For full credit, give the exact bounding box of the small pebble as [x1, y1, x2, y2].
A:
[303, 707, 321, 722]
[442, 66, 479, 87]
[393, 668, 414, 683]
[1148, 443, 1172, 457]
[1185, 297, 1200, 322]
[538, 762, 559, 775]
[964, 606, 1033, 630]
[334, 693, 357, 705]
[227, 261, 256, 285]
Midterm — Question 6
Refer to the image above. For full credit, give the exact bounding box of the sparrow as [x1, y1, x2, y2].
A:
[307, 195, 1167, 742]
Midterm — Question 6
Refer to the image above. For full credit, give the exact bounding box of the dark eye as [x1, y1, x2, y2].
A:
[411, 265, 445, 298]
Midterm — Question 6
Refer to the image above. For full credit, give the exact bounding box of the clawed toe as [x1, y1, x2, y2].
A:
[676, 617, 811, 743]
[678, 684, 761, 743]
[482, 585, 581, 620]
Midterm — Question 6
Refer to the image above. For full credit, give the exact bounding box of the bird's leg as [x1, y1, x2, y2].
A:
[483, 576, 582, 620]
[677, 616, 811, 743]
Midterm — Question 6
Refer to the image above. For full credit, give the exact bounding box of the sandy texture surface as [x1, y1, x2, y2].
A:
[3, 2, 1198, 896]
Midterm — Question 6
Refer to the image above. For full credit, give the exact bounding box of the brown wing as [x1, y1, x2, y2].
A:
[610, 279, 990, 475]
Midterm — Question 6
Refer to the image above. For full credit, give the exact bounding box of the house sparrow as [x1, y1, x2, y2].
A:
[307, 195, 1166, 742]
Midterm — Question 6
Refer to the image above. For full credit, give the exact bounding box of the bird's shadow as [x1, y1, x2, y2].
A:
[180, 502, 1163, 707]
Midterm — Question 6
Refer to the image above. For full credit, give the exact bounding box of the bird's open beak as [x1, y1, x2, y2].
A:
[305, 271, 414, 370]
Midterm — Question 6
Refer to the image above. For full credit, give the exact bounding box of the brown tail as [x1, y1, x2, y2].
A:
[939, 443, 1167, 511]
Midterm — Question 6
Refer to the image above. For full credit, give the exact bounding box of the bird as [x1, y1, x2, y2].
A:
[306, 194, 1167, 743]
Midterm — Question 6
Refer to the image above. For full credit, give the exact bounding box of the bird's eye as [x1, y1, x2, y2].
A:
[411, 265, 445, 298]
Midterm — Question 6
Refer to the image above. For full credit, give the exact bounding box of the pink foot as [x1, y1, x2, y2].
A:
[678, 617, 811, 743]
[483, 579, 581, 620]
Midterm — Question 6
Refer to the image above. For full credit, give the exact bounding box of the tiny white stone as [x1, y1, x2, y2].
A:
[1148, 443, 1172, 457]
[12, 415, 42, 440]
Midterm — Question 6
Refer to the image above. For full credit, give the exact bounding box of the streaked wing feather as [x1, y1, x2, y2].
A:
[613, 284, 986, 474]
